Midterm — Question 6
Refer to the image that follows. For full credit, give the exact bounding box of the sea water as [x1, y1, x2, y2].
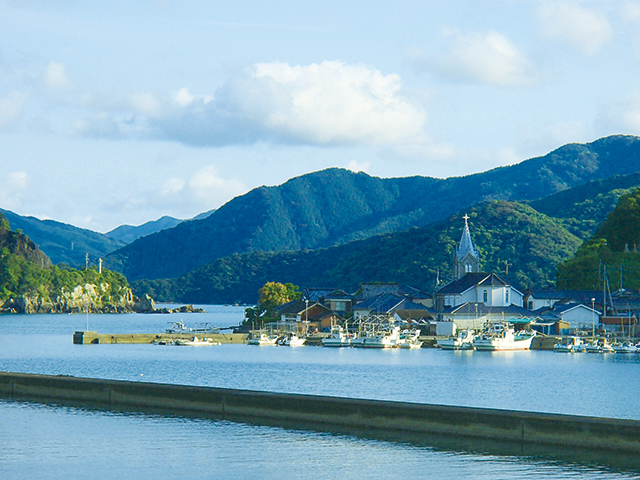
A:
[1, 306, 639, 479]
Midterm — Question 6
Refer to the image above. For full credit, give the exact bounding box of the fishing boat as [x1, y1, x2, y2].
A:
[613, 342, 637, 354]
[585, 338, 614, 353]
[282, 333, 306, 347]
[554, 336, 585, 353]
[358, 326, 401, 348]
[174, 336, 219, 346]
[166, 321, 219, 334]
[246, 332, 279, 346]
[397, 329, 423, 349]
[437, 330, 475, 350]
[322, 324, 355, 347]
[472, 323, 536, 351]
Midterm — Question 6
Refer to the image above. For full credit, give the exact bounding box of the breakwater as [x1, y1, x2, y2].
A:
[1, 371, 639, 452]
[73, 331, 249, 344]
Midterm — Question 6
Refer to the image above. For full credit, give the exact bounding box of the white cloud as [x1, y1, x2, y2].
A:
[600, 93, 640, 131]
[1, 171, 29, 209]
[162, 177, 186, 195]
[346, 160, 371, 173]
[188, 165, 246, 203]
[132, 92, 162, 117]
[0, 91, 27, 129]
[76, 61, 427, 148]
[45, 62, 70, 90]
[411, 29, 532, 86]
[537, 1, 613, 55]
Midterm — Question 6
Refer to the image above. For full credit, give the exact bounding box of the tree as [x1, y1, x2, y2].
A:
[244, 281, 301, 325]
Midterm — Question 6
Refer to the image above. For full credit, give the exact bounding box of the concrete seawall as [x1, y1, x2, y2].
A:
[73, 331, 249, 344]
[1, 371, 639, 452]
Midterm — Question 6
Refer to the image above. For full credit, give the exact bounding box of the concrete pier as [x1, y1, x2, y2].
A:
[1, 371, 640, 453]
[73, 331, 248, 344]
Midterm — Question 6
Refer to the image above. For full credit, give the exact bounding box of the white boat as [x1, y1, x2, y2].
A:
[174, 336, 219, 346]
[397, 329, 423, 349]
[613, 342, 637, 354]
[437, 330, 475, 350]
[585, 338, 614, 353]
[554, 336, 585, 353]
[358, 326, 401, 348]
[472, 324, 536, 351]
[322, 325, 355, 347]
[166, 321, 219, 334]
[283, 333, 306, 347]
[165, 321, 192, 334]
[246, 332, 279, 346]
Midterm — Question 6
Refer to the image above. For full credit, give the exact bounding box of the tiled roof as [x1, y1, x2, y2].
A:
[443, 302, 531, 317]
[436, 272, 508, 295]
[353, 293, 428, 314]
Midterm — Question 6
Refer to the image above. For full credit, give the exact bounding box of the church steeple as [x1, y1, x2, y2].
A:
[453, 214, 479, 280]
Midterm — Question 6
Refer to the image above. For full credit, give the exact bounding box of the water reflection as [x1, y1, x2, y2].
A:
[1, 399, 638, 480]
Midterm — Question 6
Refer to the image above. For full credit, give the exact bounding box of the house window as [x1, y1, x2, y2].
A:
[483, 290, 488, 303]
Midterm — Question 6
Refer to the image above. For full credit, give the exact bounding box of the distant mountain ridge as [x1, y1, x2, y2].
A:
[109, 135, 640, 281]
[0, 209, 125, 268]
[133, 200, 583, 304]
[106, 216, 182, 244]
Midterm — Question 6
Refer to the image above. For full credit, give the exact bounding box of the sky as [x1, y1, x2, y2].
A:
[2, 0, 640, 233]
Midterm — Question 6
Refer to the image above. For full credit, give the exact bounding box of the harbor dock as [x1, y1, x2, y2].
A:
[2, 371, 640, 453]
[72, 331, 249, 345]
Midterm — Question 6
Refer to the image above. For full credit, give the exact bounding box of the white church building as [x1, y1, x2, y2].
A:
[434, 215, 528, 330]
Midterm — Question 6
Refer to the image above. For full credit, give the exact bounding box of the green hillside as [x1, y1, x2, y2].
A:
[0, 209, 125, 268]
[134, 200, 581, 304]
[110, 135, 640, 281]
[557, 187, 640, 290]
[0, 212, 131, 312]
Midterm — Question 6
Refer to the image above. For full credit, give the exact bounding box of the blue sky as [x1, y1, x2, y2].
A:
[2, 0, 640, 232]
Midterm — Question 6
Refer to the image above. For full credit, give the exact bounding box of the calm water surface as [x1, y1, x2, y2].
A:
[1, 306, 639, 479]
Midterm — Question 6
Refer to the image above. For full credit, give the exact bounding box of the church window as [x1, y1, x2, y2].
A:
[483, 290, 488, 303]
[506, 290, 509, 304]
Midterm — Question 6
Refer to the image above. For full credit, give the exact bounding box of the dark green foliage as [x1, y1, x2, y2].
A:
[557, 187, 640, 290]
[530, 173, 640, 240]
[0, 208, 126, 268]
[114, 135, 640, 281]
[0, 214, 129, 304]
[134, 201, 582, 304]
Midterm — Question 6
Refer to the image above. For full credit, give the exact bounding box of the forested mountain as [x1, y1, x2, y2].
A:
[0, 209, 125, 268]
[529, 173, 640, 240]
[0, 212, 132, 312]
[109, 135, 640, 281]
[106, 216, 182, 244]
[133, 200, 583, 304]
[557, 187, 640, 290]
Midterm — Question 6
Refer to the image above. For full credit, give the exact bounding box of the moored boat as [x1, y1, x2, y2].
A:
[554, 336, 585, 353]
[397, 329, 423, 349]
[472, 323, 535, 351]
[358, 326, 401, 348]
[174, 336, 219, 346]
[322, 324, 355, 347]
[282, 333, 306, 347]
[437, 330, 475, 350]
[613, 342, 637, 354]
[246, 332, 279, 346]
[585, 338, 614, 353]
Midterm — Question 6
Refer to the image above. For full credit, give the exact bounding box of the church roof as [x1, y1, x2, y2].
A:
[442, 302, 531, 316]
[437, 272, 509, 295]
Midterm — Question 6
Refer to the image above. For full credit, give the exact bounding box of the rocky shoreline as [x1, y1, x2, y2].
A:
[0, 284, 204, 315]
